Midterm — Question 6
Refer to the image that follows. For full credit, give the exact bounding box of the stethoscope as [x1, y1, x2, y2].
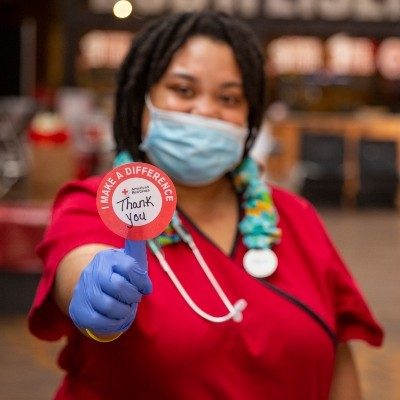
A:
[148, 214, 278, 324]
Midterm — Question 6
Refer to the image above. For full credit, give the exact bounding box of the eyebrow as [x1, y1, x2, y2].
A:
[167, 72, 243, 89]
[220, 82, 243, 89]
[168, 72, 196, 82]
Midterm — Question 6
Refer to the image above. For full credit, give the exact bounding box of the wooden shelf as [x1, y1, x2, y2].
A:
[267, 112, 400, 205]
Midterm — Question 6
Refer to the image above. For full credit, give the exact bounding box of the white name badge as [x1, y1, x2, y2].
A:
[243, 248, 278, 278]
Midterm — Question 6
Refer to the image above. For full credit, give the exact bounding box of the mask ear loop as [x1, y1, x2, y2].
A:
[144, 94, 155, 113]
[148, 237, 247, 324]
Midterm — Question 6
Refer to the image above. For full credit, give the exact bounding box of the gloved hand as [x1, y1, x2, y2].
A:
[69, 240, 152, 334]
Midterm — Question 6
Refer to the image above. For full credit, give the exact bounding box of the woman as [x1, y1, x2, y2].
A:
[29, 11, 383, 399]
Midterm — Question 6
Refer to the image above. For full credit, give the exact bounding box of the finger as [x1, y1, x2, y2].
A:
[116, 304, 138, 331]
[69, 298, 135, 334]
[86, 309, 136, 334]
[89, 251, 133, 301]
[100, 272, 143, 304]
[113, 264, 152, 295]
[109, 249, 153, 295]
[91, 291, 133, 320]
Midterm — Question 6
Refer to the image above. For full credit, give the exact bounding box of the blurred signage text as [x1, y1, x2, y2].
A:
[88, 0, 400, 21]
[268, 35, 400, 79]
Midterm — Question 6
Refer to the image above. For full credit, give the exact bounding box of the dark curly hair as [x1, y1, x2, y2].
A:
[113, 11, 266, 160]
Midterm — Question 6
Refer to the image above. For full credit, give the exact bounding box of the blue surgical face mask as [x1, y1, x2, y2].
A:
[139, 97, 248, 186]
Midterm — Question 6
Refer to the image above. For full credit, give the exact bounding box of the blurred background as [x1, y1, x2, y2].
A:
[0, 1, 399, 399]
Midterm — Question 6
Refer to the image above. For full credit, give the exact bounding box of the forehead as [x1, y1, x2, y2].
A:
[163, 36, 243, 82]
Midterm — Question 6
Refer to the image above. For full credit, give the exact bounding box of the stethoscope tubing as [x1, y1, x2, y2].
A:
[148, 228, 247, 324]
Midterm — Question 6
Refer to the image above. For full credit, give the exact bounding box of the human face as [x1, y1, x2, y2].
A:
[142, 36, 249, 134]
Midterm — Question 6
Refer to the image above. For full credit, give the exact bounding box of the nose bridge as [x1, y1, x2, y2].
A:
[192, 93, 220, 119]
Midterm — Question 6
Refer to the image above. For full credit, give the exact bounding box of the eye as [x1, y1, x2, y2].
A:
[171, 85, 195, 98]
[219, 94, 243, 106]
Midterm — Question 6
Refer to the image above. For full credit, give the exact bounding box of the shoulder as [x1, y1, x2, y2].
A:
[56, 175, 103, 199]
[268, 184, 330, 245]
[52, 175, 104, 213]
[269, 184, 315, 218]
[39, 174, 120, 261]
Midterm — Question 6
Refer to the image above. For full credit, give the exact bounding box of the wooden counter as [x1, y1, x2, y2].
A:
[267, 113, 400, 205]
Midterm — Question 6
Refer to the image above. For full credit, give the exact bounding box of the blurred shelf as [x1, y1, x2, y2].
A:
[0, 202, 50, 273]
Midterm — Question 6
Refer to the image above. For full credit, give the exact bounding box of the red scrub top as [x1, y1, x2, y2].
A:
[29, 177, 383, 400]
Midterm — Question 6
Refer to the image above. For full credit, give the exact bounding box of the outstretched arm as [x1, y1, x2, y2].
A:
[53, 242, 152, 341]
[53, 244, 113, 315]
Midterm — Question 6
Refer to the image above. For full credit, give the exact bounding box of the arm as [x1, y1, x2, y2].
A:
[53, 244, 118, 341]
[53, 243, 152, 341]
[53, 244, 113, 315]
[330, 343, 362, 400]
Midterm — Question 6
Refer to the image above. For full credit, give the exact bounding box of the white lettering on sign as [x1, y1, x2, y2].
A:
[87, 0, 400, 21]
[326, 34, 375, 76]
[238, 0, 259, 18]
[134, 0, 167, 16]
[262, 0, 400, 21]
[99, 165, 176, 212]
[355, 0, 384, 22]
[268, 36, 323, 75]
[121, 165, 175, 201]
[99, 176, 117, 208]
[320, 0, 351, 21]
[264, 0, 295, 19]
[88, 0, 113, 13]
[214, 0, 235, 15]
[80, 30, 133, 69]
[96, 0, 400, 21]
[171, 0, 208, 12]
[386, 0, 400, 21]
[297, 0, 315, 20]
[377, 38, 400, 80]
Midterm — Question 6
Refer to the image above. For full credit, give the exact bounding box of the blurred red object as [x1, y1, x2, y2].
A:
[34, 85, 56, 110]
[0, 203, 50, 272]
[27, 112, 75, 201]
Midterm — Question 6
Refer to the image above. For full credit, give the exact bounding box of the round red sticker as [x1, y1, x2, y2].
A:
[96, 162, 177, 240]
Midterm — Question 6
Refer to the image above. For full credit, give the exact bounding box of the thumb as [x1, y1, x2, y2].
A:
[124, 239, 148, 273]
[111, 240, 152, 295]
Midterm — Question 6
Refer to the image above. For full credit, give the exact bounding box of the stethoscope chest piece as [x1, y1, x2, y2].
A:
[243, 248, 278, 278]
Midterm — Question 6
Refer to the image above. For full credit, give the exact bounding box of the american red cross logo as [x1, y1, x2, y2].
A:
[122, 188, 128, 196]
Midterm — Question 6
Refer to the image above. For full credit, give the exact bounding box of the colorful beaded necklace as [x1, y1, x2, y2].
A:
[114, 151, 282, 250]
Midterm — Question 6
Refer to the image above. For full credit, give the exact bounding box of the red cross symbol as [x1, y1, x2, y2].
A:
[122, 188, 128, 196]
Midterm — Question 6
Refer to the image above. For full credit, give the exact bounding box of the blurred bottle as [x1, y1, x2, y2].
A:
[55, 87, 114, 179]
[75, 110, 114, 179]
[27, 112, 75, 201]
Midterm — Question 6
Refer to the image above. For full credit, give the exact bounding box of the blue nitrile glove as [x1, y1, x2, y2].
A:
[69, 240, 152, 334]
